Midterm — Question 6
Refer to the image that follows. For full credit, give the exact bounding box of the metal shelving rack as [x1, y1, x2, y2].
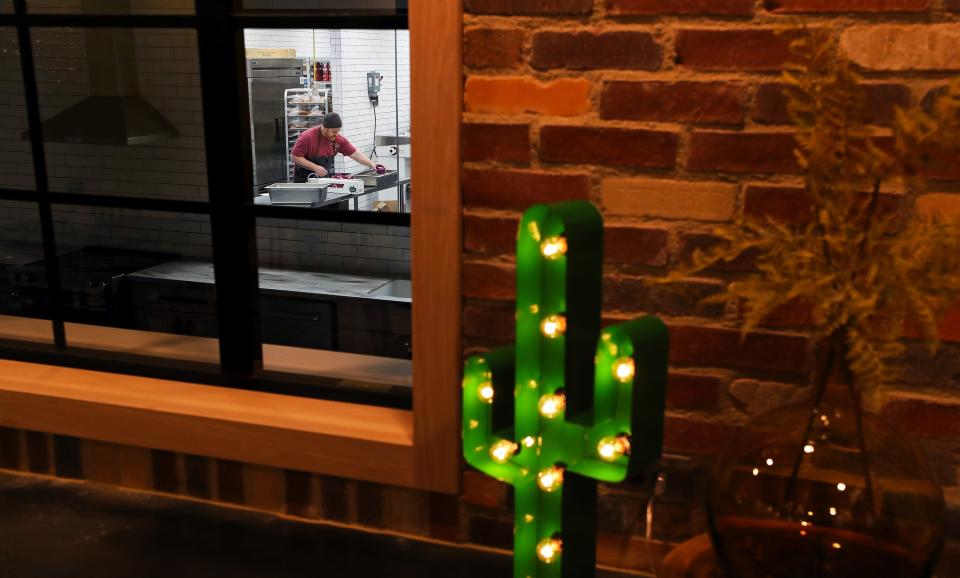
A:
[283, 87, 331, 182]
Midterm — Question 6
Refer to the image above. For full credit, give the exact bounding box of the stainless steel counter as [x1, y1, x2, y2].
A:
[127, 259, 411, 303]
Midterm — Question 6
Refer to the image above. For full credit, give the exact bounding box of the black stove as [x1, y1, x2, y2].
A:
[0, 242, 49, 317]
[7, 246, 179, 325]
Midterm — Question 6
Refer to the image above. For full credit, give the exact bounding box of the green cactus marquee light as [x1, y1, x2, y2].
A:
[463, 201, 670, 578]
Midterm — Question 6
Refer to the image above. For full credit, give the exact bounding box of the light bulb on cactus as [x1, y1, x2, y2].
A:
[537, 537, 562, 564]
[478, 382, 494, 403]
[490, 440, 518, 464]
[540, 236, 567, 259]
[538, 393, 565, 419]
[537, 465, 564, 492]
[540, 315, 566, 339]
[613, 358, 635, 382]
[597, 435, 631, 462]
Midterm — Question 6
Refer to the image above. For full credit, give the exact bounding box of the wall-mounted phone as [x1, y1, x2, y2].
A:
[367, 71, 382, 106]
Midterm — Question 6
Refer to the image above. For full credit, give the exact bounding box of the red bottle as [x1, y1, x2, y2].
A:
[323, 62, 331, 82]
[314, 61, 321, 82]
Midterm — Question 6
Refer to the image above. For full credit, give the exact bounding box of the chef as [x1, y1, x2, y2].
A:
[290, 112, 380, 182]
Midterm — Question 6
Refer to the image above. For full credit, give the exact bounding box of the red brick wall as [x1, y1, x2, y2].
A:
[461, 0, 960, 572]
[2, 2, 959, 575]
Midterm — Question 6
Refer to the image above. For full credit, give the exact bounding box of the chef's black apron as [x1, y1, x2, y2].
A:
[293, 154, 335, 183]
[293, 138, 339, 183]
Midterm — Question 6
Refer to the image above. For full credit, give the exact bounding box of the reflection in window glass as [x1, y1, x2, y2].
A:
[0, 201, 53, 344]
[27, 0, 194, 14]
[0, 28, 37, 191]
[244, 28, 411, 213]
[50, 206, 219, 365]
[256, 217, 411, 369]
[32, 28, 207, 201]
[239, 0, 404, 14]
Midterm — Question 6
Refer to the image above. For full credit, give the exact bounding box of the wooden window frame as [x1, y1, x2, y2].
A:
[0, 0, 462, 493]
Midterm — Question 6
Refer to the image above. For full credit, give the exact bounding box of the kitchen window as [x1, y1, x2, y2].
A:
[1, 5, 412, 395]
[245, 28, 411, 214]
[0, 0, 460, 492]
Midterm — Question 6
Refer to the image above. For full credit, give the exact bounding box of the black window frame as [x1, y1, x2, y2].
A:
[0, 0, 412, 409]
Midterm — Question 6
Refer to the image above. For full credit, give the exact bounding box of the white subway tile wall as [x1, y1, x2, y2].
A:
[0, 201, 42, 244]
[1, 26, 410, 276]
[0, 29, 35, 190]
[1, 205, 410, 276]
[244, 28, 330, 59]
[51, 205, 213, 260]
[257, 219, 410, 276]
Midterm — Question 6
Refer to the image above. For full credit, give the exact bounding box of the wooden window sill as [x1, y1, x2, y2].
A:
[0, 358, 417, 487]
[58, 320, 414, 387]
[0, 315, 53, 345]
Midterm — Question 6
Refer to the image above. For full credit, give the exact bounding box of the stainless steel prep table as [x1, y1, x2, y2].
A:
[256, 173, 409, 212]
[125, 260, 411, 358]
[128, 260, 409, 303]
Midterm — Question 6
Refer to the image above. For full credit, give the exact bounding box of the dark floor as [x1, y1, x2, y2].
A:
[0, 472, 642, 578]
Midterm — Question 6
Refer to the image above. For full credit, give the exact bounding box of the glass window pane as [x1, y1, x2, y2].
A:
[0, 28, 37, 191]
[256, 217, 411, 387]
[33, 28, 207, 201]
[27, 0, 194, 14]
[243, 29, 316, 194]
[51, 205, 219, 366]
[244, 28, 410, 214]
[239, 0, 405, 15]
[0, 200, 53, 344]
[333, 29, 409, 212]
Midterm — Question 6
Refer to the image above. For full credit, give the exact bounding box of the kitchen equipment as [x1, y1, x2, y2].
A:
[302, 177, 365, 197]
[283, 88, 332, 183]
[247, 58, 304, 194]
[265, 182, 330, 205]
[367, 71, 382, 106]
[8, 246, 179, 326]
[245, 48, 296, 59]
[353, 169, 397, 190]
[0, 242, 49, 316]
[374, 134, 411, 213]
[27, 0, 179, 146]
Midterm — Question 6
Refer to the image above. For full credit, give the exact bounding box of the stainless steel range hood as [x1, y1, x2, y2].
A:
[29, 19, 179, 146]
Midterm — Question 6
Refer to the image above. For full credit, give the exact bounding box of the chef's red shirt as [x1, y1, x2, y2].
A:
[291, 127, 357, 159]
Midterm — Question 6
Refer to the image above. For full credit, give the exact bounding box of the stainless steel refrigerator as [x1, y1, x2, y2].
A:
[247, 58, 304, 194]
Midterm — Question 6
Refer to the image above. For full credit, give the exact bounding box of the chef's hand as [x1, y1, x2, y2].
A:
[314, 166, 328, 177]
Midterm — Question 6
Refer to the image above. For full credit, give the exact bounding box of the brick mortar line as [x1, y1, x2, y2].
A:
[465, 296, 815, 338]
[463, 291, 960, 353]
[667, 406, 746, 423]
[462, 167, 950, 192]
[467, 114, 802, 133]
[545, 68, 948, 89]
[466, 12, 959, 27]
